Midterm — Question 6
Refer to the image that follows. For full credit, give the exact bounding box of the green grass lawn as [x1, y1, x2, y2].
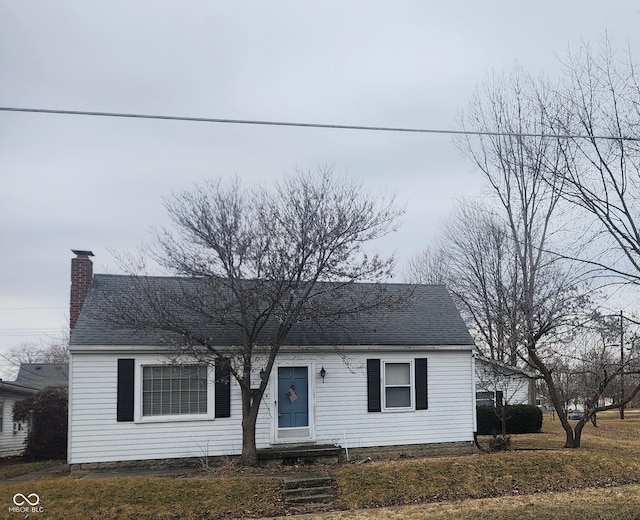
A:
[3, 411, 640, 519]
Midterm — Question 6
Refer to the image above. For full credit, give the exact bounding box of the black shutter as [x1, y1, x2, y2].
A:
[367, 359, 381, 412]
[415, 358, 428, 410]
[117, 359, 135, 422]
[215, 359, 231, 418]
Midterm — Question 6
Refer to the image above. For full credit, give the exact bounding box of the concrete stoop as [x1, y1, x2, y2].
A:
[282, 473, 336, 509]
[258, 444, 342, 465]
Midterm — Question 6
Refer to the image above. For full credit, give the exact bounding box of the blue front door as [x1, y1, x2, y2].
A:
[278, 366, 309, 428]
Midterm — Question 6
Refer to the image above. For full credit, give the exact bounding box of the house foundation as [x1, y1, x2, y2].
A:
[346, 441, 476, 461]
[69, 441, 476, 474]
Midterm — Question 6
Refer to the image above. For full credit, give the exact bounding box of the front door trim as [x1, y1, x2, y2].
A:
[271, 362, 316, 444]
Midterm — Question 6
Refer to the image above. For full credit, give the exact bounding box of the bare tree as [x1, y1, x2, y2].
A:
[406, 200, 522, 365]
[456, 68, 593, 447]
[534, 36, 640, 437]
[102, 166, 406, 465]
[5, 336, 69, 367]
[548, 38, 640, 283]
[404, 246, 448, 285]
[546, 311, 640, 445]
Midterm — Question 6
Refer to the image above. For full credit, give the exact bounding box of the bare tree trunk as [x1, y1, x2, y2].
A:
[551, 389, 578, 448]
[241, 386, 259, 466]
[500, 404, 507, 436]
[527, 344, 580, 448]
[242, 418, 258, 466]
[528, 359, 537, 406]
[565, 419, 587, 448]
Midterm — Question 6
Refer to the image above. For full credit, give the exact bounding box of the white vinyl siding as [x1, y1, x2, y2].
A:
[314, 350, 474, 450]
[475, 359, 530, 406]
[0, 398, 29, 458]
[69, 353, 244, 463]
[68, 348, 475, 464]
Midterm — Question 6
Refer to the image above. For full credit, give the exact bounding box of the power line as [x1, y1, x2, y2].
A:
[0, 307, 65, 311]
[0, 331, 60, 337]
[1, 106, 638, 142]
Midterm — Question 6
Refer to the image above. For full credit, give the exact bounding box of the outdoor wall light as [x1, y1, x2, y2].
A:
[320, 366, 326, 383]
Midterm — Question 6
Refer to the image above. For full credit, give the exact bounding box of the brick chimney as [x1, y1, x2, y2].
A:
[70, 249, 94, 331]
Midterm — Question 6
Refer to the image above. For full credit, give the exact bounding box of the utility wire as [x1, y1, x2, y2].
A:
[1, 106, 638, 142]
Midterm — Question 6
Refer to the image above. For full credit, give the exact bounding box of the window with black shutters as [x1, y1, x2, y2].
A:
[368, 357, 428, 413]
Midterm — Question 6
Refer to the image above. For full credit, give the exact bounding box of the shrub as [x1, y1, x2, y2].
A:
[507, 404, 543, 434]
[13, 386, 68, 460]
[477, 405, 502, 434]
[476, 404, 542, 435]
[488, 434, 512, 452]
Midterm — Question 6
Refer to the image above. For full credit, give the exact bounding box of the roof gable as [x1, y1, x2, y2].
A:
[475, 355, 535, 378]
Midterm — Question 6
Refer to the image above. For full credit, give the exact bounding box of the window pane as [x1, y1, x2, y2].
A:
[142, 365, 208, 416]
[142, 391, 151, 414]
[198, 396, 207, 414]
[386, 387, 411, 408]
[386, 363, 410, 385]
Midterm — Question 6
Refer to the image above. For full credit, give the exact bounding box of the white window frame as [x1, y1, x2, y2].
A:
[136, 362, 215, 423]
[382, 360, 415, 412]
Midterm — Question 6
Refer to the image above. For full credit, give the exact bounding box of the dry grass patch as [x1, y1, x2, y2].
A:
[335, 449, 640, 509]
[335, 412, 640, 510]
[276, 484, 640, 520]
[4, 411, 640, 519]
[1, 475, 284, 519]
[0, 459, 64, 480]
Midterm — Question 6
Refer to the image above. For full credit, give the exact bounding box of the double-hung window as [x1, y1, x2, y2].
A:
[383, 362, 413, 410]
[142, 365, 208, 417]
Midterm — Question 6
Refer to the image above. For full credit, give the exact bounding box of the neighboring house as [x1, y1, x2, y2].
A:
[0, 364, 67, 458]
[67, 251, 478, 467]
[0, 381, 37, 458]
[475, 355, 532, 407]
[16, 363, 69, 391]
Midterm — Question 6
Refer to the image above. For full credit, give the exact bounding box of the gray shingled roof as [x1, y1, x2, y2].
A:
[0, 380, 39, 397]
[70, 274, 475, 348]
[15, 363, 69, 390]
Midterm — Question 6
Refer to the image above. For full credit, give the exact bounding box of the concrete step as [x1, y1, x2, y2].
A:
[282, 474, 336, 506]
[285, 493, 335, 505]
[258, 444, 342, 465]
[284, 475, 333, 489]
[285, 485, 334, 498]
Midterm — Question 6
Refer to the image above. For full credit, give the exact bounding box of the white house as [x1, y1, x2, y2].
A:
[475, 355, 532, 406]
[1, 364, 68, 459]
[0, 381, 36, 458]
[67, 252, 478, 468]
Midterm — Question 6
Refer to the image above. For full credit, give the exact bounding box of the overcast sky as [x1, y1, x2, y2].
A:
[1, 1, 639, 374]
